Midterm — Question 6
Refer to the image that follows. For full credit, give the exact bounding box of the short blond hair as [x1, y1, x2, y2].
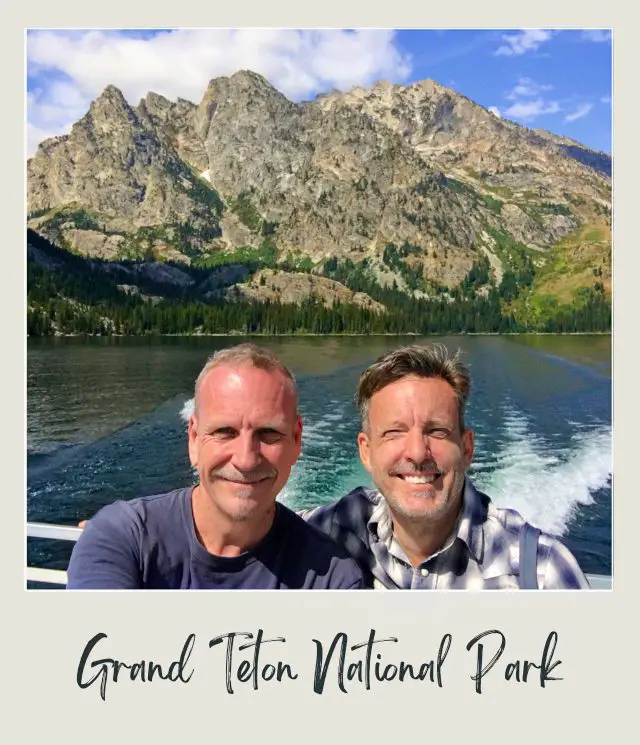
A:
[194, 343, 298, 411]
[356, 343, 471, 431]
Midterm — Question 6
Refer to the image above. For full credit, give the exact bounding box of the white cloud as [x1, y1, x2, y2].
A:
[501, 76, 561, 122]
[488, 106, 501, 118]
[505, 77, 553, 100]
[582, 30, 612, 43]
[27, 29, 412, 156]
[601, 95, 611, 104]
[495, 29, 554, 57]
[504, 99, 561, 121]
[564, 103, 593, 122]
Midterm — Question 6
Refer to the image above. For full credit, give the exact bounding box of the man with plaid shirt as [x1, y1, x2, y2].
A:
[302, 344, 588, 590]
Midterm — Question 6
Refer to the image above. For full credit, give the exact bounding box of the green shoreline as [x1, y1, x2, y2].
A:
[30, 331, 612, 338]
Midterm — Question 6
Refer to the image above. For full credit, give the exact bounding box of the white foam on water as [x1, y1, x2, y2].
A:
[278, 410, 360, 506]
[200, 170, 211, 183]
[473, 405, 611, 536]
[180, 398, 195, 422]
[323, 411, 346, 422]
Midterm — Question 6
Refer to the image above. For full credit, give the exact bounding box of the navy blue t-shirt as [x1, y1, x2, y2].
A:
[66, 488, 363, 589]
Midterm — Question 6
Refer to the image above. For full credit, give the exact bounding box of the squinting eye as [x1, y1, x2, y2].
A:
[429, 429, 450, 438]
[382, 429, 403, 437]
[260, 430, 283, 444]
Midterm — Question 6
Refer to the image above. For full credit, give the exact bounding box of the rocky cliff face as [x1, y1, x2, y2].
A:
[28, 85, 226, 262]
[225, 269, 387, 312]
[27, 70, 611, 295]
[317, 79, 610, 199]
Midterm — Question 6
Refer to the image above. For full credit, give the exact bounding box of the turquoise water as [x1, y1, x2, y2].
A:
[27, 334, 612, 575]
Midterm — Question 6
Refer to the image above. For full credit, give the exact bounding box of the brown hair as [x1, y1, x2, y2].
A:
[356, 343, 471, 431]
[194, 343, 297, 411]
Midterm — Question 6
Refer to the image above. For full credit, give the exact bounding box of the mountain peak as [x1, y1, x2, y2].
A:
[204, 69, 279, 97]
[145, 91, 172, 106]
[230, 69, 271, 85]
[95, 84, 128, 105]
[88, 84, 134, 118]
[138, 91, 173, 119]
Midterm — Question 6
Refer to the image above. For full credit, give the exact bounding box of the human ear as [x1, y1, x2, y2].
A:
[357, 431, 372, 473]
[187, 415, 199, 467]
[293, 415, 303, 460]
[462, 428, 475, 469]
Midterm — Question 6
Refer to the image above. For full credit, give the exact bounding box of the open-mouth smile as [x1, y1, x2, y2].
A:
[396, 473, 441, 484]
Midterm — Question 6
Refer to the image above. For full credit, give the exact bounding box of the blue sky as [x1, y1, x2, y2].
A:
[26, 28, 612, 157]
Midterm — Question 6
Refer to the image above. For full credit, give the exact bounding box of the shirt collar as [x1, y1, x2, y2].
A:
[366, 477, 486, 563]
[367, 493, 392, 543]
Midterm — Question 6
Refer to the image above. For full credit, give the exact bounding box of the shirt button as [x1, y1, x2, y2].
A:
[421, 568, 429, 577]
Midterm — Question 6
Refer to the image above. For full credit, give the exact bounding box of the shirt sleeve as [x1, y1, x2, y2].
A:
[539, 536, 591, 590]
[328, 558, 365, 589]
[298, 504, 338, 538]
[66, 502, 143, 589]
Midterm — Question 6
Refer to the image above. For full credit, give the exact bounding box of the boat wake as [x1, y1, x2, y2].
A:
[470, 404, 611, 536]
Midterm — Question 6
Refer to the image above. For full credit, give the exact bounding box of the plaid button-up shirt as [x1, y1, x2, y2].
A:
[301, 479, 589, 589]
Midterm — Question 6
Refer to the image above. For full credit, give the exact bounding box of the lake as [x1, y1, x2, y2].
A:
[27, 334, 612, 576]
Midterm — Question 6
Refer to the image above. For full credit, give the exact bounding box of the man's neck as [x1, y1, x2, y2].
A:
[191, 486, 276, 557]
[390, 498, 463, 568]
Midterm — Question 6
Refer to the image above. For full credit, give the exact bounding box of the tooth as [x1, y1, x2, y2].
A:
[404, 475, 435, 484]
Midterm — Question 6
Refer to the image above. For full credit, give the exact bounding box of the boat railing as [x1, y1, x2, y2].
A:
[26, 521, 613, 589]
[27, 521, 82, 586]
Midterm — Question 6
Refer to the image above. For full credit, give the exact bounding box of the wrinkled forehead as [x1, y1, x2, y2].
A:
[196, 363, 298, 416]
[368, 375, 461, 422]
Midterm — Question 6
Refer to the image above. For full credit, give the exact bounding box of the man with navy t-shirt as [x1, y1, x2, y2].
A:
[67, 344, 363, 590]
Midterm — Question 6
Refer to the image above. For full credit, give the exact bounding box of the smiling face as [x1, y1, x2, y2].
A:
[188, 363, 302, 526]
[357, 375, 474, 523]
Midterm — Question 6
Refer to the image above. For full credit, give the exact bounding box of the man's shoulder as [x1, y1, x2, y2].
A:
[483, 497, 528, 534]
[483, 498, 554, 545]
[68, 490, 189, 589]
[280, 500, 364, 554]
[300, 486, 380, 534]
[476, 488, 588, 589]
[83, 488, 191, 546]
[93, 488, 189, 522]
[482, 495, 554, 549]
[277, 503, 364, 588]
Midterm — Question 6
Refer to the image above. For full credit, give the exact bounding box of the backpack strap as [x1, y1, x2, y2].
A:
[518, 523, 541, 589]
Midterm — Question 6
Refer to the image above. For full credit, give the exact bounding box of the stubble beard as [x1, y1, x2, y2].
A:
[214, 483, 274, 523]
[383, 465, 466, 523]
[219, 464, 278, 517]
[199, 467, 277, 524]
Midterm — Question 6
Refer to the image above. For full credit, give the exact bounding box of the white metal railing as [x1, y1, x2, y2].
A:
[27, 522, 82, 541]
[584, 574, 612, 590]
[27, 566, 68, 585]
[26, 521, 612, 589]
[26, 522, 81, 586]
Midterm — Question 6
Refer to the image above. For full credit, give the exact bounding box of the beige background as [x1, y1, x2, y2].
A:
[8, 4, 635, 743]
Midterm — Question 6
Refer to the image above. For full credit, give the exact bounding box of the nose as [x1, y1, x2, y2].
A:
[230, 431, 262, 472]
[404, 427, 432, 465]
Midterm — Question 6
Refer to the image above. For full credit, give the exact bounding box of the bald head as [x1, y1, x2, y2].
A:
[194, 344, 298, 416]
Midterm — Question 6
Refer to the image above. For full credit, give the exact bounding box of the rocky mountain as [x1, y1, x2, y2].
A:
[224, 269, 387, 312]
[27, 70, 611, 310]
